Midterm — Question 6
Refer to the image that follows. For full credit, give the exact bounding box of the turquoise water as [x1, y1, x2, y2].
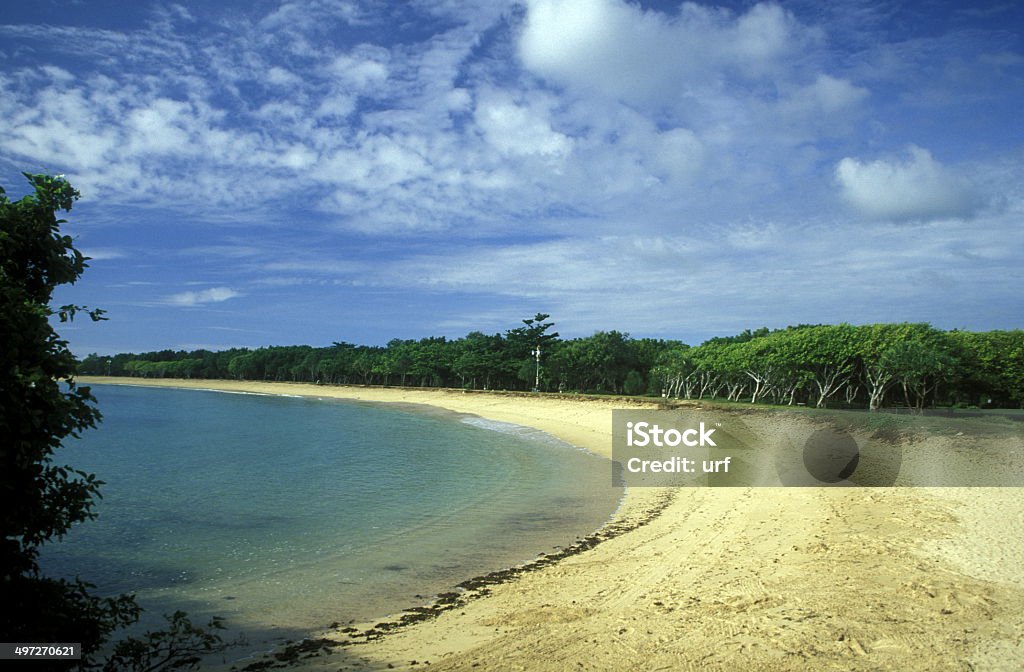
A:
[40, 384, 621, 653]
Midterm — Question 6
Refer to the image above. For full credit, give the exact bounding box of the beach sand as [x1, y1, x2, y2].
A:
[78, 377, 1024, 671]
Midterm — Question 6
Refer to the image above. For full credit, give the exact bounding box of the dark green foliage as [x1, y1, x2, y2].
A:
[947, 329, 1024, 407]
[2, 174, 227, 670]
[623, 370, 646, 396]
[102, 612, 230, 672]
[0, 173, 127, 663]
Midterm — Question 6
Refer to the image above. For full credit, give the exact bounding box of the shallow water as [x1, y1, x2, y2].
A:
[40, 384, 622, 653]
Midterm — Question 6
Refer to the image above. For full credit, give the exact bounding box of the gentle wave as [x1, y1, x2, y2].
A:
[459, 415, 596, 455]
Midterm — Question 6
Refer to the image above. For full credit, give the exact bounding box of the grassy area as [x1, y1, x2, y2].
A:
[647, 394, 1022, 441]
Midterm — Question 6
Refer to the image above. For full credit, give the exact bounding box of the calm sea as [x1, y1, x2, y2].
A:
[39, 384, 621, 656]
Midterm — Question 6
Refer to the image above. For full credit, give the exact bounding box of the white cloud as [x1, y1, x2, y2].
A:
[808, 74, 870, 111]
[165, 287, 241, 306]
[645, 127, 704, 184]
[835, 146, 982, 221]
[518, 0, 817, 103]
[360, 214, 1022, 339]
[519, 0, 638, 91]
[315, 92, 356, 120]
[730, 3, 800, 63]
[326, 47, 390, 91]
[266, 66, 302, 87]
[80, 248, 125, 261]
[474, 89, 572, 158]
[126, 98, 195, 155]
[0, 1, 845, 237]
[788, 74, 869, 114]
[0, 4, 1015, 247]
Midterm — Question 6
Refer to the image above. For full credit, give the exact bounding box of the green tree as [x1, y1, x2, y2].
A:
[886, 333, 957, 412]
[0, 173, 138, 664]
[506, 313, 559, 390]
[381, 339, 415, 386]
[687, 343, 728, 399]
[729, 337, 777, 404]
[948, 330, 1024, 407]
[574, 331, 636, 393]
[351, 349, 379, 384]
[651, 344, 693, 398]
[506, 313, 560, 353]
[227, 352, 258, 380]
[630, 338, 679, 396]
[854, 323, 949, 411]
[452, 332, 505, 389]
[856, 323, 912, 411]
[623, 370, 645, 395]
[1, 174, 226, 670]
[785, 324, 858, 408]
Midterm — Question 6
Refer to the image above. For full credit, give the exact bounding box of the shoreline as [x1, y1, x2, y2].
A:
[77, 377, 666, 656]
[77, 377, 1024, 671]
[77, 377, 642, 459]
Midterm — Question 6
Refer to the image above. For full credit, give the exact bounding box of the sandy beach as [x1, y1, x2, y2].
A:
[78, 377, 1024, 671]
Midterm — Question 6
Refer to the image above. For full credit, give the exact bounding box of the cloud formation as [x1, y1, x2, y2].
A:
[0, 0, 875, 236]
[166, 287, 242, 307]
[518, 0, 818, 103]
[835, 146, 982, 221]
[1, 1, 1022, 352]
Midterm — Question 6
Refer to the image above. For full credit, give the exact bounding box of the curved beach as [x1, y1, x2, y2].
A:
[79, 378, 1024, 671]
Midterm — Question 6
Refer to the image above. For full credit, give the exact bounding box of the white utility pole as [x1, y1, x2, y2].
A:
[532, 345, 541, 392]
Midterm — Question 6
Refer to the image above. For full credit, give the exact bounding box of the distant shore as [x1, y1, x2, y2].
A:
[77, 376, 640, 458]
[78, 377, 1024, 671]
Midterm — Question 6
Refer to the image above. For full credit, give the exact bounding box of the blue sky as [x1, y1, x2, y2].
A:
[2, 0, 1022, 355]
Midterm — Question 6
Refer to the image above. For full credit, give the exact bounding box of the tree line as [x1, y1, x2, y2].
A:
[652, 323, 1022, 410]
[80, 317, 1024, 410]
